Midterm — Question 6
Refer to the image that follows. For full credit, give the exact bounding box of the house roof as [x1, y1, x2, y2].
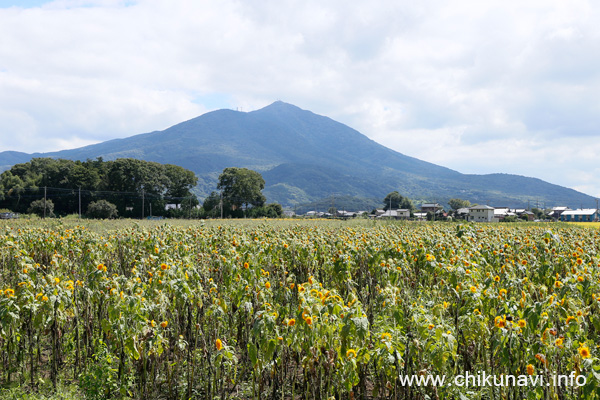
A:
[562, 209, 597, 216]
[379, 210, 397, 217]
[469, 205, 494, 210]
[421, 203, 442, 208]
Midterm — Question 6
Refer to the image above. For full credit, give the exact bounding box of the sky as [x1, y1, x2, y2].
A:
[1, 0, 600, 198]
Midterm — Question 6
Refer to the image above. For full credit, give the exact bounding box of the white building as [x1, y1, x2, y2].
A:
[378, 209, 410, 219]
[468, 205, 495, 222]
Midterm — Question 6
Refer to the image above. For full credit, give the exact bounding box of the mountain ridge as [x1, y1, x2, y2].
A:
[0, 101, 594, 209]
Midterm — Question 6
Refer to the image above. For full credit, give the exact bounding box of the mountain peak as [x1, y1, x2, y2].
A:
[0, 102, 595, 209]
[253, 101, 304, 114]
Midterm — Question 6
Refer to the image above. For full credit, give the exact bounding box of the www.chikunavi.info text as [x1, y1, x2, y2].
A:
[399, 371, 587, 388]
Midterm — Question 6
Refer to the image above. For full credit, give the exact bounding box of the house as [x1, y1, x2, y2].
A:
[548, 207, 570, 220]
[454, 208, 470, 220]
[560, 209, 598, 222]
[283, 210, 296, 217]
[378, 209, 410, 219]
[468, 205, 495, 222]
[520, 211, 535, 221]
[493, 208, 518, 222]
[421, 203, 443, 213]
[337, 210, 356, 218]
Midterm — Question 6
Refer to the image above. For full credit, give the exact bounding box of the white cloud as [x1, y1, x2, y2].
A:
[1, 0, 599, 197]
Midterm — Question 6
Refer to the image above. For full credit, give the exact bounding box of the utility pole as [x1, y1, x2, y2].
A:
[43, 186, 47, 219]
[220, 191, 223, 219]
[141, 189, 145, 219]
[331, 193, 335, 218]
[189, 197, 192, 219]
[149, 202, 152, 217]
[78, 187, 81, 219]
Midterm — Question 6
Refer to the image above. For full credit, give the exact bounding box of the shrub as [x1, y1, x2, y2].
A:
[86, 200, 118, 219]
[28, 199, 54, 217]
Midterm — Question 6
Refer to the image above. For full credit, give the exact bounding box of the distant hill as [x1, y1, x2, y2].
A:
[0, 101, 595, 209]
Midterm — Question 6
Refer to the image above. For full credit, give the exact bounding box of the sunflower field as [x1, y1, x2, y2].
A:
[1, 220, 600, 399]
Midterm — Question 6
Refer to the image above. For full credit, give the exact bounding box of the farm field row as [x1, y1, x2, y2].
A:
[1, 220, 599, 399]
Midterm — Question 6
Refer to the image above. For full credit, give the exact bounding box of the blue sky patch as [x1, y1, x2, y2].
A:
[0, 0, 49, 8]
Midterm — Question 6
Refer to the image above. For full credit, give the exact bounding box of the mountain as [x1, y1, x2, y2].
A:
[0, 101, 595, 209]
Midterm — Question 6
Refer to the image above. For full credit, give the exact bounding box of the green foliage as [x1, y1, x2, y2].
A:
[28, 199, 54, 217]
[78, 340, 124, 400]
[86, 200, 118, 219]
[448, 198, 471, 210]
[0, 158, 198, 218]
[247, 203, 283, 218]
[383, 191, 413, 210]
[531, 207, 545, 220]
[202, 191, 221, 217]
[217, 167, 266, 215]
[0, 385, 82, 400]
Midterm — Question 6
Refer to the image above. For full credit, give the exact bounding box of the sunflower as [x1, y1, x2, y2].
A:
[494, 316, 506, 328]
[579, 345, 591, 359]
[526, 364, 535, 376]
[346, 349, 357, 359]
[216, 339, 223, 351]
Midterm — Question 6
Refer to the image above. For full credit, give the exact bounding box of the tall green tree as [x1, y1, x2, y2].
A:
[217, 168, 266, 214]
[383, 191, 413, 210]
[448, 198, 471, 211]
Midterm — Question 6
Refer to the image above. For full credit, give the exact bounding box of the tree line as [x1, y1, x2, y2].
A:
[0, 158, 198, 218]
[0, 159, 284, 219]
